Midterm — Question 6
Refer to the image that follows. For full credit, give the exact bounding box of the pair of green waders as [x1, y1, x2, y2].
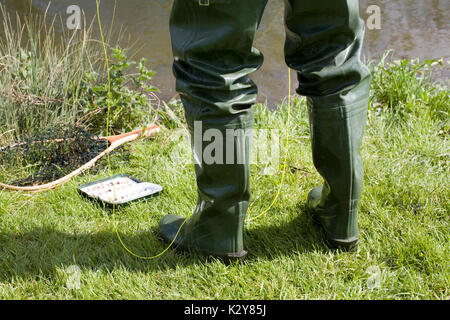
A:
[159, 0, 371, 258]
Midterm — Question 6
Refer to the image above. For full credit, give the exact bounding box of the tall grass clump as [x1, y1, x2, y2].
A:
[0, 4, 105, 140]
[369, 51, 449, 134]
[0, 3, 159, 143]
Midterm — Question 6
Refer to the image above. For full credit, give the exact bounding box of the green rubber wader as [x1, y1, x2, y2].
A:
[285, 0, 371, 249]
[160, 0, 268, 258]
[160, 0, 371, 255]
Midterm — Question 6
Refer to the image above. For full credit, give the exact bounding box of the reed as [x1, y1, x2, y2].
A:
[0, 3, 105, 141]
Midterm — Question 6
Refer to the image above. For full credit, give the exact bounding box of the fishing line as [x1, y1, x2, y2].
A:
[96, 0, 292, 259]
[96, 0, 184, 260]
[246, 68, 292, 222]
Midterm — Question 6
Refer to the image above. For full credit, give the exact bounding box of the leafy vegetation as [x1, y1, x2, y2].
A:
[0, 4, 158, 143]
[370, 51, 449, 134]
[78, 47, 159, 134]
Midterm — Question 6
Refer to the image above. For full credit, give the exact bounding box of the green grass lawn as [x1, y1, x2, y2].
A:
[0, 87, 448, 299]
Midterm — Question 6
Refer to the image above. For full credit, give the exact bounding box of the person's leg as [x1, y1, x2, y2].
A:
[284, 0, 371, 250]
[160, 0, 268, 258]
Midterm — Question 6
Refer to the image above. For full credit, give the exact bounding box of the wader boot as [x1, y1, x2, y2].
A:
[284, 0, 371, 251]
[160, 0, 371, 256]
[159, 0, 269, 259]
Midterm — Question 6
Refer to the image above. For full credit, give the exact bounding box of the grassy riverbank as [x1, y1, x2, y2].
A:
[0, 7, 449, 300]
[0, 90, 448, 299]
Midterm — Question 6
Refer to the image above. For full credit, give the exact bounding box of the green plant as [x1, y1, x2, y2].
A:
[0, 3, 105, 140]
[370, 51, 449, 122]
[79, 47, 159, 134]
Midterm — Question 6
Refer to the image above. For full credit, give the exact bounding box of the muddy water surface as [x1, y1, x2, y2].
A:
[2, 0, 449, 105]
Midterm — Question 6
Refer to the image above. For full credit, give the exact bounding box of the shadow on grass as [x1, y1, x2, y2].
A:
[245, 204, 331, 260]
[0, 204, 329, 281]
[0, 227, 192, 281]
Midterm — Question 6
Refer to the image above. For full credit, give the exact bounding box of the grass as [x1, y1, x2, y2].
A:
[0, 85, 448, 299]
[0, 4, 99, 139]
[0, 7, 449, 300]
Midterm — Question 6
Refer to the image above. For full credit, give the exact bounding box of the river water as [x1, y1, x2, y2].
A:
[2, 0, 449, 105]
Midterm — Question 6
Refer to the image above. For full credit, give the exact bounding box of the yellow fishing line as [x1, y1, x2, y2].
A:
[96, 0, 292, 258]
[96, 0, 183, 260]
[247, 68, 292, 222]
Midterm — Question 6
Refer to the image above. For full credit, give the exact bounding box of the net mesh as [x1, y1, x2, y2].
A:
[0, 125, 110, 186]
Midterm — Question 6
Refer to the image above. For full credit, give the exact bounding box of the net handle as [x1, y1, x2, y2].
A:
[0, 125, 160, 192]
